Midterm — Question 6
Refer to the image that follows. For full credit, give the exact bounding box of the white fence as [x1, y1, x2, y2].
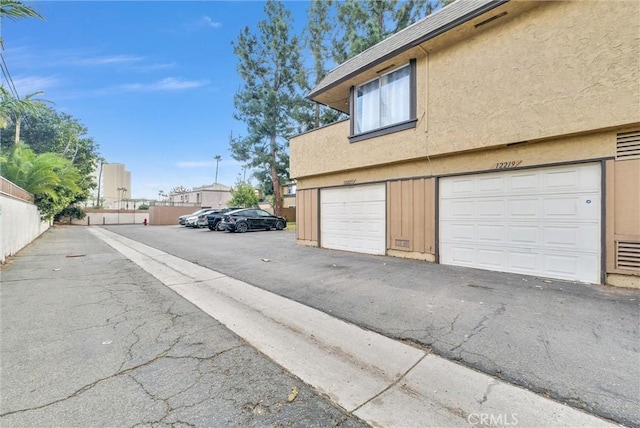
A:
[1, 192, 49, 264]
[70, 211, 149, 226]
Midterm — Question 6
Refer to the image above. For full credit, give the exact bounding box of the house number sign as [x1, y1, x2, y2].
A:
[495, 160, 522, 169]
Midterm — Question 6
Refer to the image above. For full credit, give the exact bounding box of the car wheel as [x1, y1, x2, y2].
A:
[275, 220, 285, 230]
[208, 226, 214, 231]
[235, 222, 248, 233]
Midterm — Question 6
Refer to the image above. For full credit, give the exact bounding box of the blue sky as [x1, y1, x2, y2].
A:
[3, 1, 312, 199]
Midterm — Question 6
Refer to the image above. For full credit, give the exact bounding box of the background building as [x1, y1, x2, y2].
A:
[101, 163, 131, 209]
[168, 183, 232, 208]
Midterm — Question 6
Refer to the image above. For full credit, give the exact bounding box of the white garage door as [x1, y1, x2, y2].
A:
[321, 184, 386, 255]
[440, 163, 601, 283]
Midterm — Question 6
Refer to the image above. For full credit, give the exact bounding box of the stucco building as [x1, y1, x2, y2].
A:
[290, 0, 640, 287]
[101, 163, 131, 209]
[168, 183, 232, 209]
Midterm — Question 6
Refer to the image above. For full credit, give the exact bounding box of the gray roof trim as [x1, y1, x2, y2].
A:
[308, 0, 509, 100]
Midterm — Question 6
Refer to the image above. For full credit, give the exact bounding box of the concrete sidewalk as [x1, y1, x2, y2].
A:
[0, 226, 367, 427]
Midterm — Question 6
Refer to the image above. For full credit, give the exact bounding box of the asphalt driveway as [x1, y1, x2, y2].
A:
[106, 224, 640, 427]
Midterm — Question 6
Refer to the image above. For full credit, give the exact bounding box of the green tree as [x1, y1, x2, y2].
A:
[0, 87, 52, 144]
[332, 0, 441, 63]
[1, 107, 101, 202]
[228, 182, 259, 208]
[55, 205, 86, 224]
[0, 143, 83, 219]
[230, 0, 304, 217]
[294, 0, 346, 132]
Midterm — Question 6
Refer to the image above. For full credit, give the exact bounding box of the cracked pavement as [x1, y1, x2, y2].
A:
[0, 227, 368, 428]
[104, 224, 640, 427]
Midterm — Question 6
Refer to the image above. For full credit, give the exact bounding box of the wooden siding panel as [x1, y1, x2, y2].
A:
[402, 180, 412, 241]
[606, 160, 615, 272]
[425, 178, 435, 254]
[388, 177, 436, 255]
[412, 178, 426, 253]
[388, 181, 401, 248]
[310, 189, 318, 242]
[614, 159, 640, 237]
[296, 189, 318, 243]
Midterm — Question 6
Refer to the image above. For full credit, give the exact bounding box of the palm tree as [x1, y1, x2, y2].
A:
[0, 87, 52, 144]
[0, 0, 44, 48]
[0, 0, 43, 20]
[0, 143, 80, 204]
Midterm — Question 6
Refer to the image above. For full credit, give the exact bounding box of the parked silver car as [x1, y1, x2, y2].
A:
[185, 209, 217, 228]
[178, 208, 211, 226]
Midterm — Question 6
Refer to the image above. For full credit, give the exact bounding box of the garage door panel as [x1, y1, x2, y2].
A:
[508, 225, 538, 245]
[542, 194, 599, 220]
[509, 251, 538, 271]
[478, 248, 505, 266]
[449, 246, 476, 264]
[479, 176, 504, 192]
[440, 163, 601, 283]
[477, 200, 504, 217]
[321, 185, 386, 256]
[546, 254, 579, 276]
[510, 173, 539, 192]
[542, 224, 600, 250]
[545, 170, 581, 189]
[448, 200, 474, 216]
[450, 224, 475, 240]
[508, 199, 539, 217]
[477, 225, 505, 243]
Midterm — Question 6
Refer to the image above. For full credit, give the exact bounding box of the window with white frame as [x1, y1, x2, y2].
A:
[354, 62, 414, 136]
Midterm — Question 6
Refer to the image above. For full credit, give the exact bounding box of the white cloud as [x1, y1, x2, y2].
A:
[177, 161, 216, 168]
[201, 16, 222, 29]
[184, 16, 222, 32]
[12, 76, 60, 95]
[119, 77, 210, 92]
[72, 54, 144, 66]
[177, 158, 244, 169]
[133, 62, 177, 72]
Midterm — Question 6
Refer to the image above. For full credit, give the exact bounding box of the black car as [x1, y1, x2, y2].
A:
[219, 209, 286, 233]
[207, 207, 243, 231]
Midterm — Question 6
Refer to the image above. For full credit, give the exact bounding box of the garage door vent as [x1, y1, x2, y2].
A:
[616, 241, 640, 271]
[394, 239, 411, 249]
[616, 130, 640, 160]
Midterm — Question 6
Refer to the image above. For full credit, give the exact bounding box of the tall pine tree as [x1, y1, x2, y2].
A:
[230, 0, 304, 216]
[332, 0, 442, 64]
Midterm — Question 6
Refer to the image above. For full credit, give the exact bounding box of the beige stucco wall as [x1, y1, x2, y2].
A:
[290, 1, 639, 180]
[426, 0, 640, 154]
[296, 130, 615, 190]
[290, 119, 428, 179]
